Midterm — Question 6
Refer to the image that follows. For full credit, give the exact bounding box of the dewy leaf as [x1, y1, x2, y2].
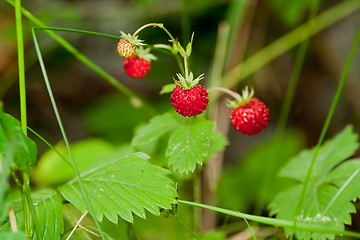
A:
[166, 118, 214, 174]
[269, 125, 360, 240]
[0, 110, 37, 173]
[14, 189, 63, 240]
[132, 112, 182, 148]
[58, 153, 177, 223]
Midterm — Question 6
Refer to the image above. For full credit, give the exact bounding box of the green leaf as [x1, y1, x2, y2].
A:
[279, 125, 358, 182]
[0, 232, 26, 240]
[58, 153, 177, 223]
[207, 130, 228, 159]
[160, 83, 176, 95]
[0, 111, 37, 173]
[32, 139, 133, 186]
[132, 112, 182, 149]
[269, 125, 360, 240]
[166, 118, 214, 174]
[185, 32, 195, 57]
[14, 189, 63, 240]
[218, 131, 304, 212]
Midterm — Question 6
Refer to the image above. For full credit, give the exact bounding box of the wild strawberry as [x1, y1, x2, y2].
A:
[123, 47, 156, 78]
[170, 73, 208, 117]
[117, 31, 144, 57]
[227, 87, 269, 135]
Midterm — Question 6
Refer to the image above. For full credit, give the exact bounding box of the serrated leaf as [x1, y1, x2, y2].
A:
[58, 153, 177, 223]
[279, 125, 358, 182]
[160, 83, 176, 95]
[0, 232, 26, 240]
[166, 118, 214, 174]
[132, 112, 182, 148]
[32, 139, 133, 186]
[218, 131, 304, 211]
[269, 125, 360, 240]
[14, 189, 63, 240]
[0, 111, 37, 173]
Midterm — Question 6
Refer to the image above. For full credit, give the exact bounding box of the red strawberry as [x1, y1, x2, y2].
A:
[171, 84, 209, 117]
[116, 31, 144, 57]
[123, 47, 156, 78]
[226, 87, 269, 135]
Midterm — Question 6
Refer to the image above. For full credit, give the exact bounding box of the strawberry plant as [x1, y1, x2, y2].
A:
[1, 0, 360, 239]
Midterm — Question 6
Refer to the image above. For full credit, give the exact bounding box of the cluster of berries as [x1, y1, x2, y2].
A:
[116, 30, 269, 135]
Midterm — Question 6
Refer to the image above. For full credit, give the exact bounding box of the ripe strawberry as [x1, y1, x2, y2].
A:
[227, 87, 269, 135]
[170, 73, 208, 117]
[123, 47, 156, 78]
[117, 31, 144, 57]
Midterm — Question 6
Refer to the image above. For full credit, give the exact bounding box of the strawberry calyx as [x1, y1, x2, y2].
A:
[134, 46, 157, 62]
[225, 86, 254, 109]
[173, 72, 204, 90]
[120, 31, 145, 47]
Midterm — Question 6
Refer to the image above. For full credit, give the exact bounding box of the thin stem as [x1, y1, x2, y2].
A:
[243, 218, 257, 240]
[291, 22, 360, 233]
[27, 126, 73, 168]
[207, 87, 242, 103]
[6, 0, 156, 116]
[23, 172, 43, 240]
[32, 29, 106, 240]
[184, 55, 189, 81]
[254, 0, 320, 216]
[66, 210, 89, 240]
[193, 170, 201, 234]
[33, 27, 119, 40]
[78, 225, 101, 238]
[221, 0, 360, 90]
[14, 0, 27, 136]
[176, 217, 200, 240]
[132, 23, 177, 43]
[177, 200, 360, 238]
[9, 205, 18, 233]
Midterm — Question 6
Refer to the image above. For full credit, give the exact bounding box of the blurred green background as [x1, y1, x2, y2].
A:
[1, 0, 360, 238]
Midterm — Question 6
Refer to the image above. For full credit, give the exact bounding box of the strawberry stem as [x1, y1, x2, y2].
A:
[184, 54, 189, 81]
[132, 23, 177, 43]
[207, 87, 243, 103]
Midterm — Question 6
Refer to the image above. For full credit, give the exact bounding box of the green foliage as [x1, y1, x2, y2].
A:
[132, 112, 182, 149]
[84, 95, 149, 144]
[166, 118, 214, 174]
[58, 153, 178, 223]
[32, 138, 133, 186]
[0, 232, 26, 240]
[13, 189, 63, 240]
[0, 111, 37, 173]
[218, 131, 305, 211]
[271, 0, 319, 26]
[132, 112, 226, 175]
[269, 125, 360, 240]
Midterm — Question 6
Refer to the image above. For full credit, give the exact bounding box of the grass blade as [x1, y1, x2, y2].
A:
[31, 28, 106, 240]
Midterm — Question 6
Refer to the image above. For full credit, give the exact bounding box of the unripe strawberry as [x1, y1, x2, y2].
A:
[227, 87, 269, 135]
[117, 39, 135, 57]
[116, 31, 144, 57]
[171, 85, 209, 117]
